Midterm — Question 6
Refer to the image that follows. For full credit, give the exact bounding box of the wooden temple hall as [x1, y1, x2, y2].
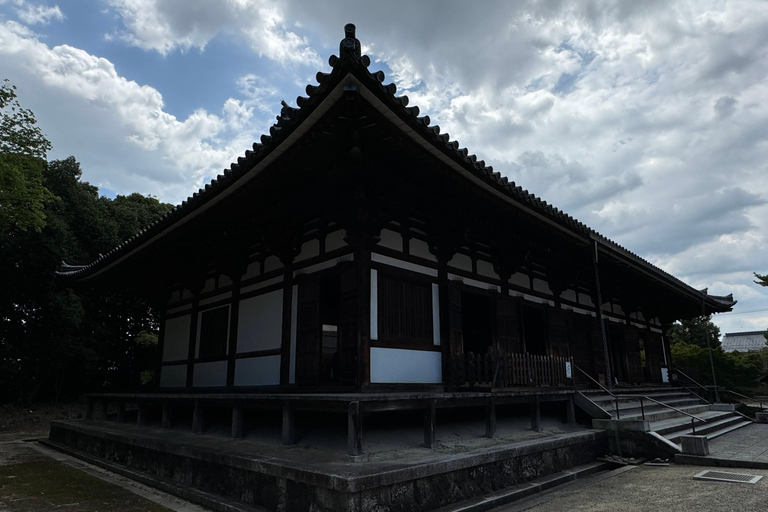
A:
[59, 25, 735, 453]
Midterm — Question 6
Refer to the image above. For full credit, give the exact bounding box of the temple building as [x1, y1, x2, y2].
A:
[59, 24, 735, 397]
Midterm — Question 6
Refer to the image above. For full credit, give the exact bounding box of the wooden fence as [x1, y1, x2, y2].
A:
[447, 352, 574, 388]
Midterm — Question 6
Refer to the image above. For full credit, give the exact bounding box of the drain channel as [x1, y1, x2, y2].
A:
[693, 470, 763, 484]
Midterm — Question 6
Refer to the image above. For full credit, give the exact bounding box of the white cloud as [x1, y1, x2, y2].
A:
[105, 0, 321, 66]
[0, 19, 274, 202]
[17, 3, 63, 25]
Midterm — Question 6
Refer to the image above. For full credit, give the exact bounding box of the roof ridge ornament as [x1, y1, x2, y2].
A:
[340, 23, 361, 60]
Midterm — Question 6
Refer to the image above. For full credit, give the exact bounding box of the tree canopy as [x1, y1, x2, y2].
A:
[0, 80, 174, 405]
[0, 79, 54, 233]
[668, 315, 721, 350]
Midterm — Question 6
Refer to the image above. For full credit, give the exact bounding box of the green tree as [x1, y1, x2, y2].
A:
[0, 79, 54, 233]
[0, 156, 172, 406]
[668, 316, 721, 349]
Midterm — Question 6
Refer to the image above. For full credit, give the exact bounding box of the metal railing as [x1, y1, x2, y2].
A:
[574, 365, 707, 435]
[722, 389, 765, 411]
[673, 367, 714, 403]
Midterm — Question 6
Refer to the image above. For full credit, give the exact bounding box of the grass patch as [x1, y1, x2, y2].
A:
[0, 459, 173, 511]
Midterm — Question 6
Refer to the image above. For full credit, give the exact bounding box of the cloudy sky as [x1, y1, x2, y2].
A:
[1, 0, 767, 335]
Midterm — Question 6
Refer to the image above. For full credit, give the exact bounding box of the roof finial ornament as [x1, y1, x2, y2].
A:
[340, 23, 361, 60]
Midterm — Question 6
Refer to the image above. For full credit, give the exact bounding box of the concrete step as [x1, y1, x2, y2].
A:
[652, 410, 735, 436]
[621, 404, 712, 423]
[431, 461, 613, 512]
[606, 399, 706, 419]
[667, 419, 753, 444]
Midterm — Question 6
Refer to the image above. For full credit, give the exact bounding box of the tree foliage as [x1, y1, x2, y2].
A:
[668, 315, 721, 349]
[0, 79, 54, 233]
[0, 156, 172, 406]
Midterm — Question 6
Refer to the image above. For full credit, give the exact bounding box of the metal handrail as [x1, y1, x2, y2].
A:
[573, 365, 623, 418]
[723, 389, 764, 410]
[673, 367, 712, 396]
[574, 364, 707, 433]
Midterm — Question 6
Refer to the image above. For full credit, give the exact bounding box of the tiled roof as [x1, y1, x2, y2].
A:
[56, 24, 735, 313]
[722, 331, 767, 353]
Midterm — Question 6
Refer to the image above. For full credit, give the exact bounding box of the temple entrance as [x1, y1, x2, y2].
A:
[608, 325, 627, 384]
[522, 304, 548, 356]
[461, 292, 492, 355]
[295, 269, 357, 387]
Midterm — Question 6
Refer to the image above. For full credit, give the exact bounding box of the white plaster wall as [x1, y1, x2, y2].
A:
[168, 290, 181, 304]
[476, 260, 498, 279]
[509, 272, 530, 289]
[243, 261, 261, 280]
[162, 315, 190, 362]
[202, 277, 216, 293]
[219, 275, 233, 287]
[409, 238, 437, 262]
[295, 239, 320, 262]
[237, 290, 283, 353]
[532, 278, 552, 295]
[234, 355, 281, 386]
[264, 255, 283, 273]
[325, 230, 347, 252]
[579, 293, 595, 307]
[159, 364, 187, 387]
[192, 361, 227, 387]
[448, 253, 473, 272]
[561, 290, 577, 303]
[378, 229, 403, 252]
[370, 348, 442, 383]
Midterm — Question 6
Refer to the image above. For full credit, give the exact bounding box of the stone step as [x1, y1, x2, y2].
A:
[608, 399, 707, 419]
[653, 410, 735, 436]
[619, 404, 712, 423]
[667, 419, 753, 444]
[431, 461, 613, 512]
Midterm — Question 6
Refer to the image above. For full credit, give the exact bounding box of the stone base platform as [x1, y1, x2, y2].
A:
[44, 418, 607, 512]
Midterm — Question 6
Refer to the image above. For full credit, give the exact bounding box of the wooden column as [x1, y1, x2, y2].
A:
[423, 399, 437, 448]
[591, 239, 613, 390]
[116, 401, 125, 423]
[137, 402, 147, 426]
[161, 401, 172, 429]
[530, 395, 541, 432]
[348, 401, 363, 456]
[192, 399, 203, 434]
[226, 272, 243, 387]
[231, 405, 243, 439]
[281, 401, 295, 445]
[280, 261, 294, 386]
[85, 397, 93, 420]
[185, 286, 202, 388]
[485, 396, 497, 438]
[567, 395, 576, 424]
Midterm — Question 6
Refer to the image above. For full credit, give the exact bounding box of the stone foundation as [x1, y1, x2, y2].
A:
[46, 420, 606, 512]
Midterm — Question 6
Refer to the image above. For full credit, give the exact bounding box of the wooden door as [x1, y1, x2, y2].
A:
[295, 279, 320, 386]
[338, 268, 358, 387]
[495, 296, 521, 353]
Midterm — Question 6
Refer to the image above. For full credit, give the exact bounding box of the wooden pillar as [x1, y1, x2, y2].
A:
[348, 401, 363, 456]
[280, 261, 294, 386]
[137, 402, 147, 426]
[116, 401, 125, 423]
[591, 239, 613, 390]
[226, 273, 243, 387]
[530, 395, 541, 432]
[567, 395, 576, 424]
[97, 399, 108, 421]
[192, 399, 203, 434]
[281, 401, 295, 445]
[231, 405, 243, 439]
[161, 401, 172, 429]
[186, 288, 201, 388]
[485, 396, 497, 438]
[85, 397, 93, 420]
[423, 399, 437, 448]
